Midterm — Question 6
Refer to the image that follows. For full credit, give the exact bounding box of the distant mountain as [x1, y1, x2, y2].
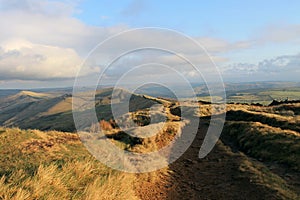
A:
[0, 88, 160, 132]
[1, 82, 300, 131]
[0, 89, 20, 98]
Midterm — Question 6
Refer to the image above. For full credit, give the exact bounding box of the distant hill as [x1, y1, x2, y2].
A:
[0, 88, 160, 132]
[0, 89, 21, 98]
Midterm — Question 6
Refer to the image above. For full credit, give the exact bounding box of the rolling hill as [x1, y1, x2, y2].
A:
[0, 86, 299, 199]
[0, 88, 160, 132]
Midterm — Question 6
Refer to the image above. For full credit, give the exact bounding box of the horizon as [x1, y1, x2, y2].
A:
[1, 80, 300, 90]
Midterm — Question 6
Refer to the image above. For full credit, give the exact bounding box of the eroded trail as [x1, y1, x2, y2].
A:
[167, 120, 275, 199]
[136, 119, 299, 200]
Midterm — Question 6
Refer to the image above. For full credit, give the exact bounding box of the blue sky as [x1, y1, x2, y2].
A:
[0, 0, 299, 88]
[75, 1, 299, 38]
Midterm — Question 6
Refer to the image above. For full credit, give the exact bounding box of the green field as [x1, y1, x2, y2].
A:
[226, 88, 300, 105]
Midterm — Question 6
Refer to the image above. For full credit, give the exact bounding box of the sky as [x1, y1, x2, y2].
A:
[0, 0, 300, 89]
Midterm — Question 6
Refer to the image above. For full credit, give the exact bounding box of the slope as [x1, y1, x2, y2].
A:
[0, 127, 139, 200]
[0, 88, 160, 132]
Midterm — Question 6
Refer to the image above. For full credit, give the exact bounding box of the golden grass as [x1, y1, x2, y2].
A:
[217, 142, 299, 199]
[1, 100, 299, 199]
[42, 97, 72, 116]
[238, 159, 298, 199]
[16, 91, 50, 98]
[0, 159, 138, 200]
[223, 121, 300, 171]
[0, 127, 139, 200]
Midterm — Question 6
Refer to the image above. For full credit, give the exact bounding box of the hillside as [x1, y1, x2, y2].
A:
[0, 127, 139, 200]
[159, 102, 300, 199]
[0, 104, 299, 199]
[0, 87, 299, 199]
[0, 88, 159, 132]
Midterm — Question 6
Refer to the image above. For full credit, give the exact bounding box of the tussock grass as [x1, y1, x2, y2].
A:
[226, 109, 300, 133]
[222, 121, 300, 171]
[238, 159, 298, 199]
[218, 142, 299, 199]
[0, 159, 138, 200]
[0, 127, 138, 200]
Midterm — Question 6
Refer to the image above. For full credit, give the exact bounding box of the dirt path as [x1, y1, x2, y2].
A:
[136, 119, 296, 200]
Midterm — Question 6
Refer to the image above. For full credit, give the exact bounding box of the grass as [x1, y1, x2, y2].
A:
[259, 90, 300, 100]
[1, 88, 160, 134]
[0, 123, 173, 199]
[226, 109, 300, 133]
[217, 142, 299, 199]
[0, 127, 138, 200]
[0, 160, 138, 200]
[43, 97, 72, 116]
[222, 121, 300, 171]
[226, 88, 300, 105]
[238, 159, 298, 199]
[1, 88, 300, 198]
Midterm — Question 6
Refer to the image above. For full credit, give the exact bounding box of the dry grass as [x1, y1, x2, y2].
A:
[217, 141, 299, 199]
[238, 159, 298, 199]
[42, 97, 72, 116]
[222, 121, 300, 171]
[2, 99, 299, 199]
[99, 120, 114, 131]
[0, 127, 139, 200]
[13, 91, 51, 98]
[129, 121, 182, 153]
[0, 159, 138, 200]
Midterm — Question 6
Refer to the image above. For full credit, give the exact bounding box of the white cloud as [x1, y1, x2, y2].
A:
[0, 7, 126, 55]
[0, 39, 98, 80]
[0, 0, 124, 82]
[1, 0, 299, 86]
[257, 54, 300, 72]
[0, 0, 78, 16]
[223, 53, 300, 81]
[0, 0, 250, 85]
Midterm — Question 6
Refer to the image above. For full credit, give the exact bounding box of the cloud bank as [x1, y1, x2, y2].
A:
[0, 0, 299, 87]
[223, 54, 300, 81]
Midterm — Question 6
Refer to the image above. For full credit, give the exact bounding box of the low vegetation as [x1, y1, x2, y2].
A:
[222, 121, 300, 171]
[0, 127, 138, 200]
[0, 87, 299, 199]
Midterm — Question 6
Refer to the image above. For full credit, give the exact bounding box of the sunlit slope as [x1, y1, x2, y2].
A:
[0, 88, 161, 132]
[0, 127, 138, 200]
